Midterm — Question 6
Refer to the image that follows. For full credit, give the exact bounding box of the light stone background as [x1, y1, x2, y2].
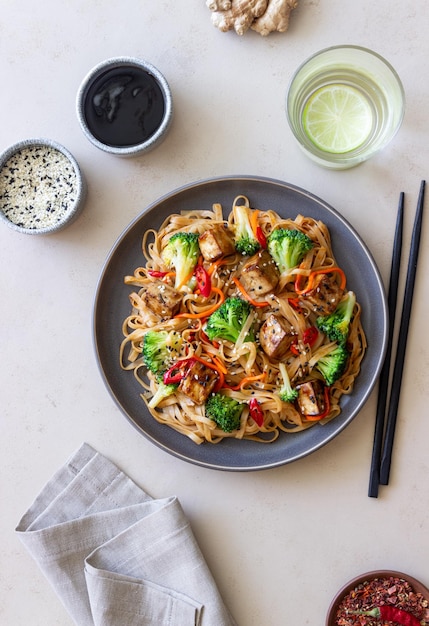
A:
[1, 1, 428, 624]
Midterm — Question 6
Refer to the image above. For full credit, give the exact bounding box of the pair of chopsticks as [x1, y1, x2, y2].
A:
[368, 180, 426, 498]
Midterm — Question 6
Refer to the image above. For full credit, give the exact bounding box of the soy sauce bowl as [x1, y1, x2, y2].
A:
[76, 57, 173, 157]
[326, 570, 429, 626]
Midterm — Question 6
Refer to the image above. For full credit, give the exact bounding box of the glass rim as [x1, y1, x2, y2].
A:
[287, 44, 405, 104]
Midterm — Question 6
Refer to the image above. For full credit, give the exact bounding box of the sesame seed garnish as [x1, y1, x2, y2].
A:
[0, 145, 78, 230]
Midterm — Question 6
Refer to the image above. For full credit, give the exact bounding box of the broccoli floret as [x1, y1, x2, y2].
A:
[267, 228, 313, 274]
[316, 291, 356, 344]
[142, 330, 183, 376]
[161, 232, 200, 290]
[314, 343, 349, 386]
[205, 393, 243, 432]
[232, 204, 260, 256]
[148, 380, 177, 409]
[205, 297, 255, 343]
[278, 363, 298, 403]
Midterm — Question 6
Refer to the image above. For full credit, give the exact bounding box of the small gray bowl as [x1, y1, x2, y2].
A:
[0, 138, 86, 235]
[76, 57, 173, 157]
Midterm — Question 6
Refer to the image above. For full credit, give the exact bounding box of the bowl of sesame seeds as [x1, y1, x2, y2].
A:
[0, 138, 86, 235]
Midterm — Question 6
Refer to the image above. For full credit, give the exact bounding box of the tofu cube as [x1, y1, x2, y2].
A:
[179, 360, 219, 405]
[295, 380, 326, 416]
[303, 274, 343, 315]
[141, 280, 182, 319]
[259, 314, 294, 359]
[198, 225, 235, 262]
[240, 249, 279, 296]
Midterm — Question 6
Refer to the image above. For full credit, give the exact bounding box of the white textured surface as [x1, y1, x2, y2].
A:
[1, 1, 429, 625]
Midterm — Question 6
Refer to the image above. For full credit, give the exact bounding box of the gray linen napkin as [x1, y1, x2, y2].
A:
[15, 443, 237, 626]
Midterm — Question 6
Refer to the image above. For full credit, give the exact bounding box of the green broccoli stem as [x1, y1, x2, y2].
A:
[148, 381, 177, 409]
[233, 204, 260, 256]
[278, 363, 298, 402]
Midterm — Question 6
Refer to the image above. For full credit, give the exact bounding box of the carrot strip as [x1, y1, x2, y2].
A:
[176, 269, 195, 290]
[211, 355, 228, 374]
[207, 258, 229, 276]
[175, 287, 225, 319]
[192, 354, 225, 391]
[250, 209, 260, 238]
[294, 267, 346, 295]
[228, 371, 267, 391]
[200, 328, 220, 349]
[232, 277, 270, 308]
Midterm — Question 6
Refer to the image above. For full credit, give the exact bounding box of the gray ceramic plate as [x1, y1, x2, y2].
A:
[93, 175, 387, 471]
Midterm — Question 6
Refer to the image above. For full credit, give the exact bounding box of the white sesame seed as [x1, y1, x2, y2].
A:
[0, 145, 78, 230]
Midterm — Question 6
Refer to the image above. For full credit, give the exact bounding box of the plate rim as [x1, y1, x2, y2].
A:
[93, 174, 388, 471]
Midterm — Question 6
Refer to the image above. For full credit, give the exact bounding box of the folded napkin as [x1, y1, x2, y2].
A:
[15, 443, 237, 626]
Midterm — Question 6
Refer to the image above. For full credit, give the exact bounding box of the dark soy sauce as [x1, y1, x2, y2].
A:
[84, 66, 166, 147]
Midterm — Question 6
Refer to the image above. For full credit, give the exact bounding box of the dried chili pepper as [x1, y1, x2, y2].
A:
[249, 398, 264, 426]
[350, 605, 421, 626]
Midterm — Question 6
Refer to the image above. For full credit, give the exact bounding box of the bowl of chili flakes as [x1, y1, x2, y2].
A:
[326, 570, 429, 626]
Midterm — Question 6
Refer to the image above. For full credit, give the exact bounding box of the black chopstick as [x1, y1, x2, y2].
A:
[379, 180, 426, 486]
[368, 192, 404, 498]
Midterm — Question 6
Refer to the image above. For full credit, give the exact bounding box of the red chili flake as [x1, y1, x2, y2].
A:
[334, 576, 429, 626]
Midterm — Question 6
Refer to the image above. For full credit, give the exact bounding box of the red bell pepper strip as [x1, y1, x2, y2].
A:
[194, 264, 212, 297]
[163, 358, 196, 384]
[163, 354, 225, 390]
[249, 398, 264, 427]
[350, 606, 420, 626]
[290, 326, 319, 355]
[147, 269, 168, 278]
[256, 226, 267, 249]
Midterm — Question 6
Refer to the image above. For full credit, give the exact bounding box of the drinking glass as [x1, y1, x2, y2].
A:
[286, 45, 405, 169]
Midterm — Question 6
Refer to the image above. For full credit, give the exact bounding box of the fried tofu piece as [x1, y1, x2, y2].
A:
[198, 225, 235, 262]
[259, 313, 294, 359]
[295, 380, 326, 417]
[179, 359, 219, 405]
[302, 273, 343, 315]
[240, 249, 279, 296]
[141, 279, 182, 319]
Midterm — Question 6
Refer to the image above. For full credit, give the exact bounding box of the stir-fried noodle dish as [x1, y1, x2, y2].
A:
[120, 195, 367, 445]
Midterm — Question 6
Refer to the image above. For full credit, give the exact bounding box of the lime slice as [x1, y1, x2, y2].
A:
[302, 84, 373, 154]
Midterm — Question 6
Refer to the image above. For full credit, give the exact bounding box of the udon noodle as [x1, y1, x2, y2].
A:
[120, 196, 367, 444]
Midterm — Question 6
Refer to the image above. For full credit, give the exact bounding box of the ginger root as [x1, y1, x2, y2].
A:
[252, 0, 298, 35]
[206, 0, 298, 36]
